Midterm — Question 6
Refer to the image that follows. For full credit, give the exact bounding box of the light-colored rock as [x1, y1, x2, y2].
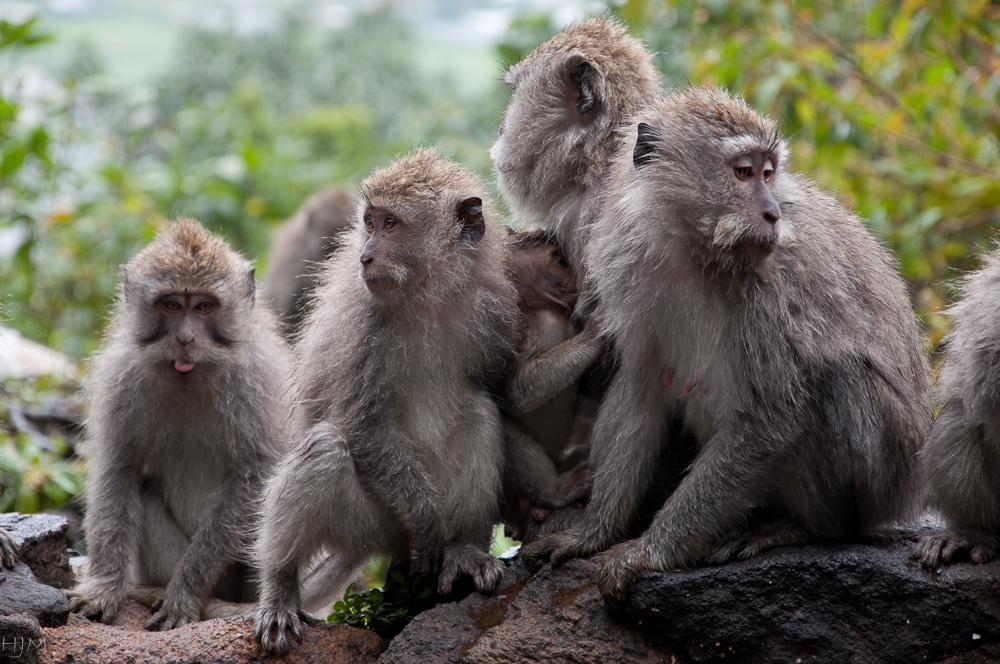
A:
[0, 327, 77, 379]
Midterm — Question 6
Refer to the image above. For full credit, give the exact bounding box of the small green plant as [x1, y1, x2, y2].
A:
[327, 568, 433, 639]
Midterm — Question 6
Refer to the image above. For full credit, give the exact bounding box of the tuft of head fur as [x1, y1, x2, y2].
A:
[504, 16, 661, 141]
[106, 218, 268, 364]
[124, 217, 255, 306]
[361, 148, 494, 238]
[340, 148, 510, 303]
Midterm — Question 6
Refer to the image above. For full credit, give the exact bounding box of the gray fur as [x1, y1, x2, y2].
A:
[491, 16, 662, 273]
[521, 87, 931, 609]
[262, 185, 356, 331]
[253, 150, 519, 654]
[915, 245, 1000, 567]
[73, 218, 292, 629]
[501, 231, 600, 541]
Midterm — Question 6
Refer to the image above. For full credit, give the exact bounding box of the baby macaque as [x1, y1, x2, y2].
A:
[501, 230, 601, 541]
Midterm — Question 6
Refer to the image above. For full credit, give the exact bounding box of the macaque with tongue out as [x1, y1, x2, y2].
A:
[71, 217, 293, 631]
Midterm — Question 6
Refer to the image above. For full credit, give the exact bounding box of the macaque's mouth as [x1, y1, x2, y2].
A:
[174, 359, 196, 373]
[740, 234, 779, 256]
[364, 276, 400, 294]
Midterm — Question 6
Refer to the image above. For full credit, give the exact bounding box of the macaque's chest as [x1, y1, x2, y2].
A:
[136, 418, 229, 537]
[654, 292, 736, 441]
[396, 368, 470, 453]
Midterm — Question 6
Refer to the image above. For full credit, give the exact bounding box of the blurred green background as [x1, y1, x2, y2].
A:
[0, 0, 998, 522]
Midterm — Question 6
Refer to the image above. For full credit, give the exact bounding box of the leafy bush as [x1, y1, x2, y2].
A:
[0, 376, 85, 514]
[327, 569, 434, 639]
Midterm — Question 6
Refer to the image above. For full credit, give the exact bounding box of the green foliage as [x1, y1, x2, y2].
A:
[0, 8, 443, 356]
[615, 0, 1000, 347]
[496, 12, 561, 68]
[327, 569, 433, 639]
[139, 81, 388, 256]
[0, 376, 85, 514]
[0, 16, 51, 50]
[0, 433, 84, 513]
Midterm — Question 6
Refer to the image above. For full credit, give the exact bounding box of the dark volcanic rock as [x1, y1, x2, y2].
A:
[624, 531, 1000, 664]
[0, 514, 73, 589]
[379, 558, 670, 664]
[0, 614, 44, 664]
[11, 512, 1000, 664]
[0, 563, 69, 628]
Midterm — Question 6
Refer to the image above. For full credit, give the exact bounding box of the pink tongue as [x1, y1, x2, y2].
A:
[175, 359, 196, 373]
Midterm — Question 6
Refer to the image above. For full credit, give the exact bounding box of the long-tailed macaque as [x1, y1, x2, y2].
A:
[253, 150, 519, 654]
[501, 230, 601, 541]
[523, 87, 932, 611]
[490, 16, 662, 274]
[915, 245, 1000, 567]
[72, 218, 292, 629]
[263, 185, 355, 330]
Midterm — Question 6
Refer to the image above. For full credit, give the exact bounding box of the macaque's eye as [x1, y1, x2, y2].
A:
[384, 218, 397, 230]
[762, 160, 775, 182]
[734, 157, 753, 180]
[364, 216, 375, 231]
[194, 300, 214, 313]
[162, 300, 182, 313]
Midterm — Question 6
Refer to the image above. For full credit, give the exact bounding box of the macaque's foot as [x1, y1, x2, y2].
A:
[914, 531, 1000, 568]
[254, 602, 318, 655]
[597, 541, 647, 613]
[144, 589, 200, 631]
[437, 543, 504, 595]
[703, 520, 813, 565]
[68, 585, 123, 625]
[520, 526, 606, 572]
[409, 526, 447, 583]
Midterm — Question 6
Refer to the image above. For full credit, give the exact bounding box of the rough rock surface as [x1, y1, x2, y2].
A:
[379, 530, 1000, 664]
[379, 558, 670, 664]
[0, 514, 73, 589]
[624, 530, 1000, 664]
[5, 514, 1000, 664]
[0, 563, 69, 630]
[0, 613, 46, 664]
[40, 603, 385, 664]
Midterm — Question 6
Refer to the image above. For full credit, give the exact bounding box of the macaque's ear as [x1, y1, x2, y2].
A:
[633, 123, 660, 169]
[567, 56, 597, 115]
[456, 197, 486, 246]
[246, 267, 257, 306]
